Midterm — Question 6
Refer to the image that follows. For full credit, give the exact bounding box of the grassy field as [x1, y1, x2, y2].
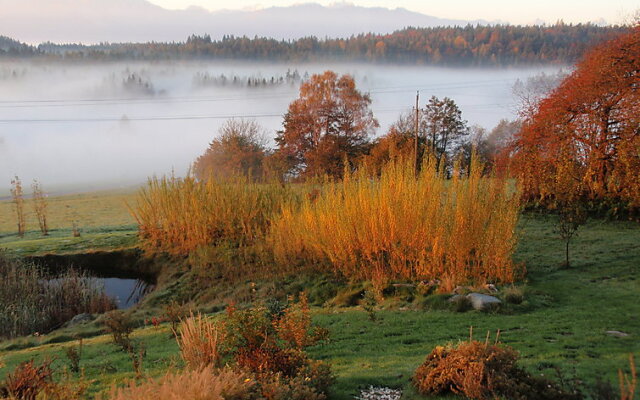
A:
[0, 189, 138, 256]
[0, 214, 638, 399]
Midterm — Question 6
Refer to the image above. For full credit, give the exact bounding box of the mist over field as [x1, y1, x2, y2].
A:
[0, 61, 562, 193]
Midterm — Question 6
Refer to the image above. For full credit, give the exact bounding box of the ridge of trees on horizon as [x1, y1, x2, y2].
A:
[1, 24, 630, 65]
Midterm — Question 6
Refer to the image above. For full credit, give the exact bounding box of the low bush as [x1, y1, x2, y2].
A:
[413, 339, 582, 400]
[167, 294, 332, 399]
[503, 286, 525, 304]
[102, 310, 146, 378]
[1, 359, 54, 400]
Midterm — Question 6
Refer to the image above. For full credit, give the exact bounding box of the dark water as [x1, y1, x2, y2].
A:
[101, 278, 151, 309]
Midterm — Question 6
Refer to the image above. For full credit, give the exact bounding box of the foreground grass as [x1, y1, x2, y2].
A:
[0, 214, 638, 399]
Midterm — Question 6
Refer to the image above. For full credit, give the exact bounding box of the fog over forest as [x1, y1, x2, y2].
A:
[0, 61, 562, 194]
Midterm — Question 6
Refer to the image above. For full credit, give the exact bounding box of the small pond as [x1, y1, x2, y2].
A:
[101, 277, 152, 309]
[29, 249, 158, 309]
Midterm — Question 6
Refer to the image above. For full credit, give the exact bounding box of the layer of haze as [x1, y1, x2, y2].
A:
[0, 61, 561, 194]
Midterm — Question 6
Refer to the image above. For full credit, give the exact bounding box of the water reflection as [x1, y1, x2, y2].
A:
[101, 277, 154, 309]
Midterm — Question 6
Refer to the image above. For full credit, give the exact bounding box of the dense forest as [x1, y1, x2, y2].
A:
[2, 24, 628, 65]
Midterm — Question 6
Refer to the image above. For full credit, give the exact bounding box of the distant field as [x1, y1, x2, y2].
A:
[0, 189, 137, 233]
[0, 189, 138, 255]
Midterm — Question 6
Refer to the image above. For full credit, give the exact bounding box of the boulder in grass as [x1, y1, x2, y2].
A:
[65, 313, 94, 327]
[606, 330, 630, 338]
[466, 293, 501, 310]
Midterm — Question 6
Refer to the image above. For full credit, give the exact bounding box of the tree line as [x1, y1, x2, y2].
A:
[2, 24, 628, 65]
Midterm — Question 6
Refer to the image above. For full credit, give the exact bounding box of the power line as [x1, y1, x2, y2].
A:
[0, 78, 519, 108]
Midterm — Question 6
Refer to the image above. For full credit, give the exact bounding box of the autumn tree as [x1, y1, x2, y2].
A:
[363, 112, 418, 174]
[421, 96, 469, 170]
[455, 119, 522, 171]
[275, 70, 378, 178]
[193, 119, 267, 180]
[510, 26, 640, 213]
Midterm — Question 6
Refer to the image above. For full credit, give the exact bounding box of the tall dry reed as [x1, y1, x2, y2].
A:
[130, 174, 294, 258]
[0, 252, 116, 339]
[103, 366, 254, 400]
[269, 156, 522, 289]
[176, 313, 226, 370]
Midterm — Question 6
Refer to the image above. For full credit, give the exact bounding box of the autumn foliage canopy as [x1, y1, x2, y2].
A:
[510, 26, 640, 212]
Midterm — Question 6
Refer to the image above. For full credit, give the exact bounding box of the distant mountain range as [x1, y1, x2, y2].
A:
[0, 0, 490, 44]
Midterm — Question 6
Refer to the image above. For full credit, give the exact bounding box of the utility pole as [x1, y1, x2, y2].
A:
[414, 91, 420, 174]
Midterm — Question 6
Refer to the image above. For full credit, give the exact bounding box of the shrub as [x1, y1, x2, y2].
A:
[176, 313, 226, 370]
[102, 310, 145, 378]
[63, 339, 83, 374]
[2, 359, 53, 400]
[164, 300, 190, 337]
[269, 156, 522, 291]
[503, 286, 525, 305]
[103, 366, 255, 400]
[413, 339, 581, 400]
[102, 311, 135, 352]
[221, 296, 333, 395]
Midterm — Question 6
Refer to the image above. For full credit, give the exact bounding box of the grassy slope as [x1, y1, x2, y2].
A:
[0, 215, 638, 399]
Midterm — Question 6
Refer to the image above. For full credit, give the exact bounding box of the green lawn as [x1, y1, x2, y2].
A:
[0, 214, 638, 399]
[0, 189, 138, 256]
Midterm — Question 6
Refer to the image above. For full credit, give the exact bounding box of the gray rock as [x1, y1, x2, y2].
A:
[606, 330, 630, 338]
[66, 313, 94, 327]
[466, 293, 502, 310]
[447, 294, 463, 302]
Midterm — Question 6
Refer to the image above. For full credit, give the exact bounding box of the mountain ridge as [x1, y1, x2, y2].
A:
[0, 0, 486, 44]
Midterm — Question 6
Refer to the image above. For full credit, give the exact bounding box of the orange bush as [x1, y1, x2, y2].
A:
[269, 156, 522, 290]
[3, 359, 53, 400]
[413, 339, 580, 400]
[130, 175, 293, 258]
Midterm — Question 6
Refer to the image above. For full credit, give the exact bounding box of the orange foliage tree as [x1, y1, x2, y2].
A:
[275, 71, 378, 178]
[193, 119, 267, 181]
[509, 26, 640, 213]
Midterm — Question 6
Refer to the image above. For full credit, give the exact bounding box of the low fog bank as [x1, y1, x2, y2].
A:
[0, 61, 562, 193]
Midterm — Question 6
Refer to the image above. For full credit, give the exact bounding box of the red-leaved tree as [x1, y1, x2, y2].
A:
[275, 71, 378, 178]
[509, 26, 640, 213]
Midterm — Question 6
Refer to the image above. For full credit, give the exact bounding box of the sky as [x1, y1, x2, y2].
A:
[149, 0, 639, 25]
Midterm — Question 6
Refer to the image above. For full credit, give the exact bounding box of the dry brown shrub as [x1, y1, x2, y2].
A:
[176, 313, 226, 370]
[103, 366, 254, 400]
[3, 359, 53, 400]
[413, 339, 581, 400]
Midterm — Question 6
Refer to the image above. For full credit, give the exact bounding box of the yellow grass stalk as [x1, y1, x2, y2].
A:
[176, 313, 226, 370]
[103, 366, 253, 400]
[269, 155, 522, 289]
[130, 174, 293, 257]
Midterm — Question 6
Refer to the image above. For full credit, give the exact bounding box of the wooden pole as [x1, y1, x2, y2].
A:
[414, 91, 420, 174]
